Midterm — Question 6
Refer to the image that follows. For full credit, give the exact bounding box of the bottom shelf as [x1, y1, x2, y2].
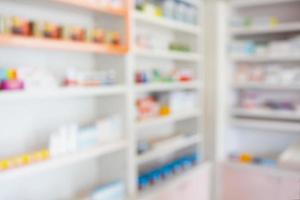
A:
[0, 141, 127, 180]
[138, 162, 211, 200]
[223, 161, 300, 178]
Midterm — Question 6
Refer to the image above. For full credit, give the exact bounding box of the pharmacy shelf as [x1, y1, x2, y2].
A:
[134, 12, 200, 35]
[131, 0, 205, 196]
[136, 111, 200, 129]
[0, 86, 125, 100]
[231, 54, 300, 62]
[0, 141, 127, 180]
[231, 108, 300, 121]
[138, 162, 211, 200]
[138, 135, 201, 165]
[225, 0, 300, 196]
[0, 0, 131, 198]
[233, 82, 300, 90]
[0, 35, 128, 55]
[223, 162, 300, 179]
[135, 82, 201, 93]
[231, 118, 300, 132]
[231, 0, 300, 8]
[231, 22, 300, 35]
[54, 0, 127, 16]
[134, 48, 200, 62]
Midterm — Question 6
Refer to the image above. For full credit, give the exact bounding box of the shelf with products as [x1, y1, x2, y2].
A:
[134, 0, 199, 28]
[0, 35, 128, 54]
[138, 163, 209, 200]
[232, 89, 300, 121]
[224, 139, 300, 180]
[0, 141, 127, 180]
[232, 62, 300, 90]
[135, 91, 200, 127]
[230, 36, 300, 60]
[0, 113, 125, 177]
[134, 12, 199, 35]
[0, 65, 124, 99]
[0, 0, 130, 199]
[230, 8, 300, 35]
[226, 151, 292, 176]
[134, 29, 201, 61]
[225, 1, 300, 194]
[138, 161, 210, 200]
[130, 0, 204, 197]
[138, 152, 200, 190]
[134, 65, 200, 91]
[0, 13, 127, 54]
[137, 134, 201, 164]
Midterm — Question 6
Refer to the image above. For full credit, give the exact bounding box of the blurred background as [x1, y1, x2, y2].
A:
[0, 0, 299, 199]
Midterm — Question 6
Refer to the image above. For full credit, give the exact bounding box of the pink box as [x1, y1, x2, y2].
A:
[0, 80, 24, 90]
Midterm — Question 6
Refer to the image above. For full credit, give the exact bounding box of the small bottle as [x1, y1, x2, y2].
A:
[163, 0, 174, 19]
[138, 175, 149, 190]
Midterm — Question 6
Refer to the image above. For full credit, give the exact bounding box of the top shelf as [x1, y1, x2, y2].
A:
[54, 0, 127, 16]
[224, 162, 300, 179]
[232, 0, 300, 8]
[134, 12, 200, 35]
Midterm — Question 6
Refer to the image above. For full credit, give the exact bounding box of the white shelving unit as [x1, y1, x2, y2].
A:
[227, 0, 300, 159]
[220, 1, 300, 199]
[129, 0, 208, 199]
[0, 0, 212, 199]
[0, 0, 131, 199]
